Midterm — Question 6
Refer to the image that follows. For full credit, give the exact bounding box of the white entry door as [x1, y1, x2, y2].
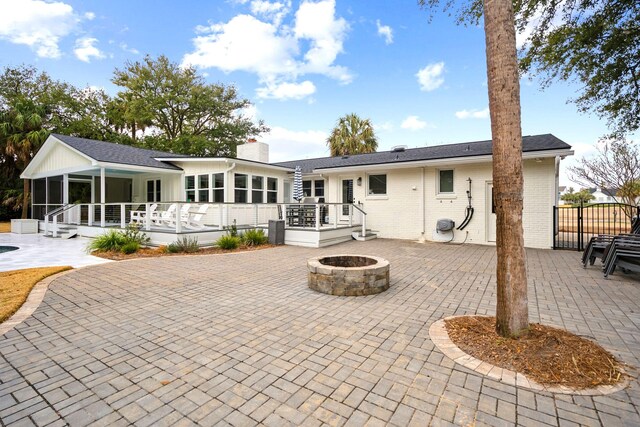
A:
[487, 182, 496, 242]
[341, 178, 354, 219]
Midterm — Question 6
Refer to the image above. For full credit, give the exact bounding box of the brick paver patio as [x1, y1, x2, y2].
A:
[1, 239, 639, 426]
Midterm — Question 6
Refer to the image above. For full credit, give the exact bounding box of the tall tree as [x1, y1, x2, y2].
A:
[420, 0, 640, 137]
[111, 55, 267, 156]
[420, 0, 529, 337]
[0, 100, 49, 218]
[484, 0, 529, 337]
[327, 113, 378, 157]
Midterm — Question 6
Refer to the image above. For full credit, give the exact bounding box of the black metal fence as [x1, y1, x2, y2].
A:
[553, 202, 640, 251]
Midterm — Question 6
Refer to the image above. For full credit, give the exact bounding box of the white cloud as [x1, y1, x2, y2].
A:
[401, 116, 429, 130]
[376, 20, 393, 45]
[262, 126, 329, 162]
[455, 108, 490, 119]
[374, 121, 393, 131]
[74, 37, 105, 62]
[250, 0, 291, 25]
[119, 42, 139, 55]
[183, 0, 350, 100]
[0, 0, 84, 58]
[256, 80, 316, 100]
[416, 62, 445, 92]
[84, 11, 95, 20]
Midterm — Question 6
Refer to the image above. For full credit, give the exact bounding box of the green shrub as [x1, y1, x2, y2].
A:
[120, 241, 140, 254]
[87, 230, 126, 252]
[224, 219, 239, 237]
[87, 224, 150, 253]
[241, 228, 268, 246]
[123, 223, 150, 246]
[167, 236, 200, 253]
[216, 234, 241, 250]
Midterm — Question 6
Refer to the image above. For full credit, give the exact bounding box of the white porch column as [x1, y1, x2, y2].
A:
[100, 167, 106, 227]
[62, 174, 69, 223]
[88, 176, 95, 226]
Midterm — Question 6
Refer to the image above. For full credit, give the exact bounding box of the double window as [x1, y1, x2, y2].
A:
[235, 173, 248, 203]
[252, 176, 264, 203]
[267, 178, 278, 203]
[147, 179, 161, 202]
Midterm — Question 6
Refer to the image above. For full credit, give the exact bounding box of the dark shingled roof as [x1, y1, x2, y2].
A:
[53, 134, 189, 170]
[275, 134, 571, 173]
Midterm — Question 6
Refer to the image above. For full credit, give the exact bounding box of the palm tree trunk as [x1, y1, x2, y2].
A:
[483, 0, 529, 337]
[22, 178, 29, 219]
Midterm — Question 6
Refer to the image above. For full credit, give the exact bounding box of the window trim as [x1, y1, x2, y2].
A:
[266, 177, 278, 203]
[437, 169, 455, 196]
[366, 174, 387, 198]
[251, 175, 264, 204]
[234, 173, 248, 203]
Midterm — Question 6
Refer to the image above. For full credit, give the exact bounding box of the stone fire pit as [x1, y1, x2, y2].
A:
[307, 254, 390, 296]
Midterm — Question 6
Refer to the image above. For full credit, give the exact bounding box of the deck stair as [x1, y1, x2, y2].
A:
[352, 230, 377, 241]
[44, 224, 78, 239]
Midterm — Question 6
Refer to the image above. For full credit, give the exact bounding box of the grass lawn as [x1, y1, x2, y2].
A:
[0, 266, 72, 323]
[0, 222, 10, 233]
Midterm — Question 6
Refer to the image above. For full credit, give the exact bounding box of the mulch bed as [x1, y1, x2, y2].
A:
[445, 316, 627, 389]
[94, 244, 277, 260]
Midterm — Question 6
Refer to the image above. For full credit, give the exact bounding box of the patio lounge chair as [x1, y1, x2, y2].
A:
[163, 204, 192, 227]
[151, 204, 177, 226]
[184, 204, 210, 230]
[601, 234, 640, 278]
[130, 204, 158, 224]
[582, 215, 640, 267]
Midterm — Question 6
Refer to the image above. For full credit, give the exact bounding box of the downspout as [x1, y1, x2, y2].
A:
[554, 156, 560, 207]
[419, 167, 426, 243]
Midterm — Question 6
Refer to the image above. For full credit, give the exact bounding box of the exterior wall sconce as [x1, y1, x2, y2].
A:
[357, 177, 362, 186]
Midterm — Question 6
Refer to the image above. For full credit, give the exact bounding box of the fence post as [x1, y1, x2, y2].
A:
[577, 200, 583, 251]
[120, 204, 126, 229]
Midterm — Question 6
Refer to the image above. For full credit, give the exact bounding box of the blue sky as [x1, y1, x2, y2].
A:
[0, 0, 615, 186]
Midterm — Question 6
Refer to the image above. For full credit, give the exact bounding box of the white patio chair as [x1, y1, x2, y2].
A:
[130, 204, 157, 224]
[164, 204, 192, 227]
[151, 204, 177, 226]
[184, 205, 210, 230]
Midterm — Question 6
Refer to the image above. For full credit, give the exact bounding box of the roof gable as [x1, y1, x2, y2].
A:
[51, 134, 188, 171]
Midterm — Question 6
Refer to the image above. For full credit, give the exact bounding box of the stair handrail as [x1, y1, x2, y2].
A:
[44, 203, 77, 237]
[351, 203, 367, 237]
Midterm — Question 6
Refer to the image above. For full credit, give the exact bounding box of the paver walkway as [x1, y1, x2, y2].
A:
[1, 239, 639, 426]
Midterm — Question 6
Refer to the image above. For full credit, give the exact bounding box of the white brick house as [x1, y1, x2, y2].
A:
[21, 134, 572, 248]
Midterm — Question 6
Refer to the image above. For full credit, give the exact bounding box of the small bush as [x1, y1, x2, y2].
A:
[87, 230, 126, 252]
[167, 236, 200, 253]
[241, 228, 268, 246]
[156, 245, 168, 253]
[216, 235, 241, 250]
[120, 241, 140, 254]
[224, 219, 239, 237]
[123, 223, 150, 246]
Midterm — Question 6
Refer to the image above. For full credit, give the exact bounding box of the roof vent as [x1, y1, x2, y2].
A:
[391, 145, 407, 152]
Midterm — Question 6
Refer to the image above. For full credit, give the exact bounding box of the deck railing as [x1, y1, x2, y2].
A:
[40, 202, 366, 235]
